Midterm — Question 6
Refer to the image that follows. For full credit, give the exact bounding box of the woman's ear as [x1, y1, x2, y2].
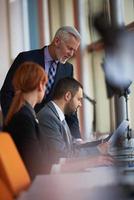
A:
[64, 91, 72, 102]
[38, 82, 44, 92]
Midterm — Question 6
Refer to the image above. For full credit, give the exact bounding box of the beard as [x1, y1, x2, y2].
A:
[59, 58, 68, 64]
[55, 48, 69, 64]
[64, 102, 78, 116]
[57, 54, 69, 64]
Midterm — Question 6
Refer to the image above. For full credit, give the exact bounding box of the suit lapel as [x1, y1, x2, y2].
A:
[47, 101, 60, 120]
[47, 101, 67, 140]
[35, 47, 45, 68]
[40, 48, 45, 67]
[47, 101, 73, 152]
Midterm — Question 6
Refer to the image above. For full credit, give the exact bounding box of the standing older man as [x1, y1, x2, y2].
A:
[0, 26, 81, 138]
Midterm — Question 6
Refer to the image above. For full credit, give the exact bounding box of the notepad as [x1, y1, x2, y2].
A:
[77, 120, 129, 148]
[109, 120, 129, 146]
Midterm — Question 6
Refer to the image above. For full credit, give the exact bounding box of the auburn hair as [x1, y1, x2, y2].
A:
[5, 62, 47, 125]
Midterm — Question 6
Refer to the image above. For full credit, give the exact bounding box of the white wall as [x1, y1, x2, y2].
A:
[9, 0, 25, 59]
[0, 0, 10, 89]
[0, 0, 30, 89]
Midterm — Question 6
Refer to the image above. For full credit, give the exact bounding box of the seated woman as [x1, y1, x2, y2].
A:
[3, 62, 48, 179]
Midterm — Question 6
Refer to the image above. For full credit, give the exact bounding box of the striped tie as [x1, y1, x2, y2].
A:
[45, 61, 56, 95]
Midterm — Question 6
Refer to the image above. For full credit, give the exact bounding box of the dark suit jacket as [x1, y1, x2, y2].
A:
[37, 102, 100, 169]
[3, 105, 48, 180]
[0, 47, 80, 138]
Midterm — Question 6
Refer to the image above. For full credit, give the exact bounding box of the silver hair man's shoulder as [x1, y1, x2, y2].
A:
[55, 26, 81, 40]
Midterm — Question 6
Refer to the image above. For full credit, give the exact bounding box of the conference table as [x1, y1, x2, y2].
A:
[17, 166, 134, 200]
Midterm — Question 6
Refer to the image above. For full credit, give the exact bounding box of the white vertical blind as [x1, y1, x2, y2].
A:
[8, 0, 24, 59]
[0, 0, 10, 88]
[43, 0, 50, 45]
[22, 0, 30, 51]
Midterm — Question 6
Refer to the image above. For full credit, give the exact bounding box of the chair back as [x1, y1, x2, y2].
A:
[0, 178, 13, 200]
[0, 133, 31, 197]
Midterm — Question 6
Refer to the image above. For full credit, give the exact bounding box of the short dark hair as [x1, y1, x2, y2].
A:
[52, 77, 83, 100]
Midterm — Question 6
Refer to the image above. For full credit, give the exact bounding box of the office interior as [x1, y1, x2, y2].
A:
[0, 0, 134, 199]
[0, 0, 134, 139]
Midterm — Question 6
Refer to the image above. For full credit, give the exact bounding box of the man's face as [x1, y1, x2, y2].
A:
[55, 35, 80, 64]
[64, 87, 83, 115]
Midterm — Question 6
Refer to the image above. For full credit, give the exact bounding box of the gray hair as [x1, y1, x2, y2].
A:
[54, 26, 81, 41]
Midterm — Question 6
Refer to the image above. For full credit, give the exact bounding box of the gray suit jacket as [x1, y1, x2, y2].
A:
[37, 102, 100, 169]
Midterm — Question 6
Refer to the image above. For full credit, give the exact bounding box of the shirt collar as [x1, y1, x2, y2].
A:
[51, 101, 65, 122]
[44, 46, 59, 63]
[44, 47, 53, 62]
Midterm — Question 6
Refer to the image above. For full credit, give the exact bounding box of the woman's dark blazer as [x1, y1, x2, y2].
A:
[3, 105, 47, 180]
